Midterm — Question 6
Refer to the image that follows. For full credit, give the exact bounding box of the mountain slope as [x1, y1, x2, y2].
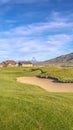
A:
[37, 53, 73, 66]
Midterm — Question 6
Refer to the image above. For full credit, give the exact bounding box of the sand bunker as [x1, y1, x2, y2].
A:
[17, 77, 73, 92]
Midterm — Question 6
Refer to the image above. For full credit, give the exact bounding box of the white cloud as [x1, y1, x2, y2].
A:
[1, 11, 73, 38]
[1, 18, 73, 38]
[0, 35, 73, 61]
[46, 34, 73, 46]
[0, 33, 73, 60]
[0, 11, 73, 61]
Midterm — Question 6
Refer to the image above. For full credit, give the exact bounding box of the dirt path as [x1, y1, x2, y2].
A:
[17, 77, 73, 92]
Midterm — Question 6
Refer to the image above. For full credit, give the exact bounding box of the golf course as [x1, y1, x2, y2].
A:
[0, 66, 73, 130]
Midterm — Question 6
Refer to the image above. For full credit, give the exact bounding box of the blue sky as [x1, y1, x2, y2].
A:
[0, 0, 73, 62]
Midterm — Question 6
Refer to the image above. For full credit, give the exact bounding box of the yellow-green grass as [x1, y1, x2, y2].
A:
[0, 67, 73, 130]
[37, 66, 73, 83]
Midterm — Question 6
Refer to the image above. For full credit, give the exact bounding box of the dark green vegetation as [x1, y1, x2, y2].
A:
[37, 66, 73, 83]
[0, 67, 73, 130]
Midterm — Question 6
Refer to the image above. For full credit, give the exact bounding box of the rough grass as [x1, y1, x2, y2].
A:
[0, 67, 73, 130]
[37, 66, 73, 83]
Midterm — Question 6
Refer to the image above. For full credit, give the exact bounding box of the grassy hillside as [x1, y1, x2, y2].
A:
[37, 66, 73, 83]
[0, 67, 73, 130]
[37, 52, 73, 66]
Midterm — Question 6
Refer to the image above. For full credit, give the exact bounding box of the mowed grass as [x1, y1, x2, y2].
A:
[0, 67, 73, 130]
[37, 66, 73, 83]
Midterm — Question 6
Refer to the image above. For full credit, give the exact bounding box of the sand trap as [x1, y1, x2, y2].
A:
[17, 77, 73, 92]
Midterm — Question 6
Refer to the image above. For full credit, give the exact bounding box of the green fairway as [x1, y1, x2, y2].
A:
[0, 67, 73, 130]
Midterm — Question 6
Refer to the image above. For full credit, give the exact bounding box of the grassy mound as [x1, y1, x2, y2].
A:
[37, 66, 73, 83]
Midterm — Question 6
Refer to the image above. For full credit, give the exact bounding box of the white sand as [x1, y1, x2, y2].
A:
[17, 77, 73, 92]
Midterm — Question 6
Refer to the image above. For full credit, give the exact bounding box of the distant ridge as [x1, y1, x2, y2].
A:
[37, 52, 73, 66]
[0, 52, 73, 67]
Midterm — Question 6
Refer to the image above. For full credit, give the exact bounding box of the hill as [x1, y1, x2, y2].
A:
[37, 52, 73, 66]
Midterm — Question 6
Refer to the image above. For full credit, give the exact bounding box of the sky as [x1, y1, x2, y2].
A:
[0, 0, 73, 62]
